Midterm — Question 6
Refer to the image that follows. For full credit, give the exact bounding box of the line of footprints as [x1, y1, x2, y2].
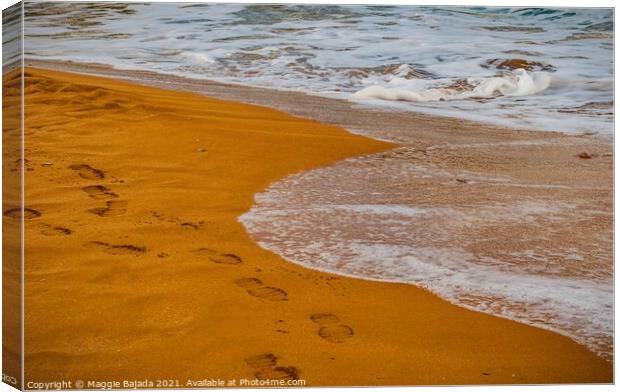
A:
[245, 353, 299, 381]
[69, 163, 138, 252]
[243, 313, 354, 381]
[70, 164, 128, 218]
[193, 249, 355, 342]
[310, 313, 355, 343]
[4, 162, 356, 377]
[68, 165, 355, 346]
[2, 164, 134, 241]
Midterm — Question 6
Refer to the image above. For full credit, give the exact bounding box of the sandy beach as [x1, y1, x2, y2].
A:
[2, 66, 24, 389]
[4, 66, 610, 386]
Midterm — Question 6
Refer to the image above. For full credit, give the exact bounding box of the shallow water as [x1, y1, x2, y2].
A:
[240, 139, 613, 359]
[22, 2, 613, 135]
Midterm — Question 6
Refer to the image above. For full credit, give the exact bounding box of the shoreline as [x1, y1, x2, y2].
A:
[26, 59, 613, 143]
[18, 66, 612, 384]
[239, 140, 614, 360]
[35, 59, 614, 359]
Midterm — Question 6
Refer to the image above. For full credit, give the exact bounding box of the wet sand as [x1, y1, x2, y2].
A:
[9, 66, 612, 385]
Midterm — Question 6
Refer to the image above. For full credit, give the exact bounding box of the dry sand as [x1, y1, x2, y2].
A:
[3, 67, 612, 386]
[3, 67, 24, 388]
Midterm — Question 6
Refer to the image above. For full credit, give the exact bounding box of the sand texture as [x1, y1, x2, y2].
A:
[3, 68, 24, 388]
[12, 67, 612, 386]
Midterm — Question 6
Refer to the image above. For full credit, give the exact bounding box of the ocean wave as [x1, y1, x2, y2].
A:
[22, 3, 613, 134]
[352, 68, 552, 103]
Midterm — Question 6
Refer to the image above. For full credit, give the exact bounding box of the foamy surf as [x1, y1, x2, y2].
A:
[352, 68, 552, 102]
[239, 143, 613, 360]
[22, 4, 613, 135]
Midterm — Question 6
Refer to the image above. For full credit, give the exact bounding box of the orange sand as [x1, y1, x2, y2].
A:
[4, 67, 612, 386]
[3, 67, 23, 389]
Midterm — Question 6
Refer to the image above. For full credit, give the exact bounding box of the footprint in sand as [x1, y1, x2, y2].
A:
[310, 313, 354, 343]
[248, 287, 289, 302]
[310, 313, 341, 325]
[40, 224, 72, 236]
[88, 200, 127, 217]
[82, 185, 118, 200]
[150, 211, 204, 230]
[180, 222, 200, 230]
[245, 353, 300, 381]
[69, 164, 105, 180]
[245, 353, 278, 369]
[234, 277, 288, 302]
[318, 325, 355, 343]
[234, 277, 263, 289]
[88, 241, 146, 256]
[3, 207, 41, 220]
[192, 248, 243, 265]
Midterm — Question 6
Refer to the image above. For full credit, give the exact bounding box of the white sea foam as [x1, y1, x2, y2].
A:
[239, 150, 613, 359]
[23, 3, 613, 135]
[182, 52, 216, 65]
[353, 69, 553, 103]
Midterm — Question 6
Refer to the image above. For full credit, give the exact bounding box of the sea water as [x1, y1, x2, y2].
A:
[239, 145, 613, 358]
[20, 3, 613, 135]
